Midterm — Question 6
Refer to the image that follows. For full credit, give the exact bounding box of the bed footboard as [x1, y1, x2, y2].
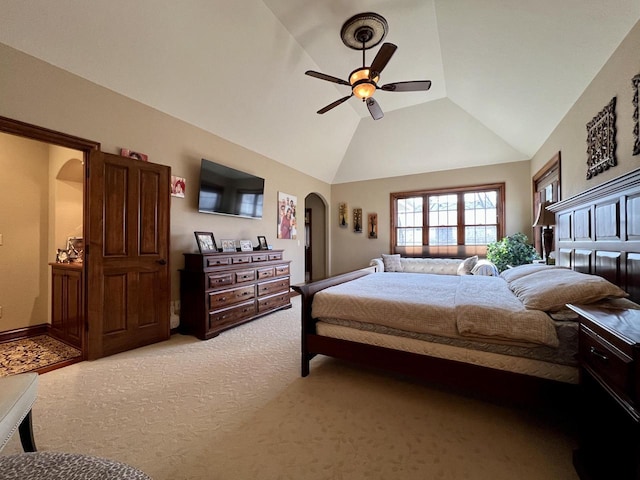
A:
[291, 268, 373, 376]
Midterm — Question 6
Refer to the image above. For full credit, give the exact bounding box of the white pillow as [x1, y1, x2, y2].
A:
[500, 263, 565, 283]
[457, 255, 478, 275]
[509, 268, 628, 311]
[381, 254, 403, 272]
[470, 260, 499, 276]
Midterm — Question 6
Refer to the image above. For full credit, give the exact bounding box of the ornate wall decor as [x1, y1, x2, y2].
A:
[633, 74, 640, 156]
[353, 208, 363, 233]
[586, 97, 617, 179]
[338, 202, 348, 228]
[368, 213, 378, 239]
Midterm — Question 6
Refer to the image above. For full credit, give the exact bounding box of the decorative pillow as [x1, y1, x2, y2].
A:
[381, 254, 403, 272]
[500, 263, 565, 283]
[457, 255, 478, 275]
[509, 268, 628, 311]
[470, 259, 499, 276]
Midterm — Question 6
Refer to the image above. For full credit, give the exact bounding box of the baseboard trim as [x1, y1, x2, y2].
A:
[0, 324, 50, 344]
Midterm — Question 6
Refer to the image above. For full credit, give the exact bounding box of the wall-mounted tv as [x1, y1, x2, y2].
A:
[198, 158, 265, 219]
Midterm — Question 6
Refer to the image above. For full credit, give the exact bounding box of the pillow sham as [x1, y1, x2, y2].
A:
[381, 254, 403, 272]
[500, 263, 565, 283]
[457, 255, 478, 275]
[509, 268, 628, 311]
[470, 259, 499, 276]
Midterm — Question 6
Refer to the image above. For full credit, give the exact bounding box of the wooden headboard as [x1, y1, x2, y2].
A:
[548, 168, 640, 303]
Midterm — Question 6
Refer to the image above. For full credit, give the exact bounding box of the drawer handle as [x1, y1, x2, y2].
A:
[219, 297, 226, 302]
[589, 346, 609, 362]
[242, 292, 249, 296]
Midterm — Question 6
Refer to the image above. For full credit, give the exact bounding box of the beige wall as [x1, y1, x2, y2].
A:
[0, 133, 50, 330]
[0, 42, 331, 322]
[532, 20, 640, 197]
[330, 160, 532, 274]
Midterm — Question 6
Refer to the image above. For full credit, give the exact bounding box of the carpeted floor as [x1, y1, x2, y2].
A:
[0, 335, 81, 377]
[0, 297, 579, 479]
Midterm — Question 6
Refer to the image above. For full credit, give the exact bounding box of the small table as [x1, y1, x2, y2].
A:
[0, 451, 151, 479]
[567, 302, 640, 480]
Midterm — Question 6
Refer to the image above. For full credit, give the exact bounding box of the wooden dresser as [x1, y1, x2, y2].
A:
[567, 303, 640, 480]
[179, 250, 291, 340]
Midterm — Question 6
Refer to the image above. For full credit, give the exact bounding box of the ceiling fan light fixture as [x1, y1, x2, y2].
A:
[350, 68, 378, 99]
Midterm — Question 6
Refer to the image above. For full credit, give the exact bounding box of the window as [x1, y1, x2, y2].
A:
[391, 183, 505, 257]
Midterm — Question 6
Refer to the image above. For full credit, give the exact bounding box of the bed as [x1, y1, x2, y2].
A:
[294, 168, 640, 403]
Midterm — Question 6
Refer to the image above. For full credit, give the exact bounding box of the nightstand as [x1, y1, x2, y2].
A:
[567, 302, 640, 480]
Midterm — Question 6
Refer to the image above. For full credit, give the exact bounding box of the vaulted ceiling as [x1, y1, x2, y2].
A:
[1, 1, 638, 184]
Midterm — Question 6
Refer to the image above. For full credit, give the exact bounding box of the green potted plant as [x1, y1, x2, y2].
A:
[486, 232, 541, 273]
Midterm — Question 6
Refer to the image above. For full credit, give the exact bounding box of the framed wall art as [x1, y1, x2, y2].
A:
[194, 231, 217, 254]
[353, 208, 363, 233]
[368, 213, 378, 239]
[120, 148, 148, 162]
[277, 192, 297, 239]
[338, 202, 348, 228]
[586, 96, 617, 179]
[171, 175, 186, 198]
[633, 74, 640, 156]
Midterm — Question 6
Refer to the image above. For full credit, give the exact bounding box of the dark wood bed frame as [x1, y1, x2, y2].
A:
[293, 168, 640, 405]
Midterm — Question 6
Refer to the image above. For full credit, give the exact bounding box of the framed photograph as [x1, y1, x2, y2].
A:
[194, 231, 217, 254]
[221, 239, 237, 252]
[171, 175, 186, 198]
[277, 191, 297, 239]
[120, 148, 148, 162]
[66, 236, 84, 262]
[257, 236, 268, 250]
[239, 239, 253, 252]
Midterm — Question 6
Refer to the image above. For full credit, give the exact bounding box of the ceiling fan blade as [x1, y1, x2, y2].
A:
[369, 43, 397, 77]
[381, 80, 432, 92]
[305, 70, 350, 86]
[366, 97, 384, 121]
[317, 94, 353, 114]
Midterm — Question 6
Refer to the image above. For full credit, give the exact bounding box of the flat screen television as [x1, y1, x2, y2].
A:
[198, 158, 265, 219]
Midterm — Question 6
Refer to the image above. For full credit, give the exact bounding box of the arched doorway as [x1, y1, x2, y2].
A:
[304, 193, 327, 282]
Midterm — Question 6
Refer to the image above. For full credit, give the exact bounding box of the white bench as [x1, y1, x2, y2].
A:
[0, 372, 38, 452]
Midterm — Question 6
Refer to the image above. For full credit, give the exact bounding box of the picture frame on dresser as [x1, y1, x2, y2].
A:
[257, 236, 268, 250]
[194, 231, 217, 254]
[239, 239, 253, 252]
[221, 239, 237, 252]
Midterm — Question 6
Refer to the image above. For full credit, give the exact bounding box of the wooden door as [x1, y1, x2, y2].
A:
[85, 151, 170, 360]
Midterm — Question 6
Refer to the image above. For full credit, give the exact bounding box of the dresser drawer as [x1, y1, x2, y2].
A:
[205, 256, 232, 268]
[209, 300, 256, 331]
[231, 255, 252, 264]
[207, 273, 234, 289]
[274, 264, 290, 276]
[235, 269, 256, 284]
[257, 291, 290, 313]
[257, 277, 289, 296]
[268, 252, 283, 261]
[580, 325, 635, 402]
[208, 285, 255, 309]
[257, 267, 274, 280]
[252, 253, 268, 262]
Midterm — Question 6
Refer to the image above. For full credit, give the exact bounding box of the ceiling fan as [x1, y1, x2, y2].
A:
[305, 12, 432, 121]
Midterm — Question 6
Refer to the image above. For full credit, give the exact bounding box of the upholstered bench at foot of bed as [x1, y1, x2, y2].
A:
[0, 372, 39, 452]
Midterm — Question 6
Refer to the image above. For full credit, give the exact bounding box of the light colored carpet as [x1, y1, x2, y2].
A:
[1, 297, 578, 479]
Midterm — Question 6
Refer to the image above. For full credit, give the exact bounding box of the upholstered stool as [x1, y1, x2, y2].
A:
[0, 452, 152, 479]
[0, 372, 38, 452]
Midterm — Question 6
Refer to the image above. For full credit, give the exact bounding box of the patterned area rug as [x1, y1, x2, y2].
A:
[0, 335, 81, 377]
